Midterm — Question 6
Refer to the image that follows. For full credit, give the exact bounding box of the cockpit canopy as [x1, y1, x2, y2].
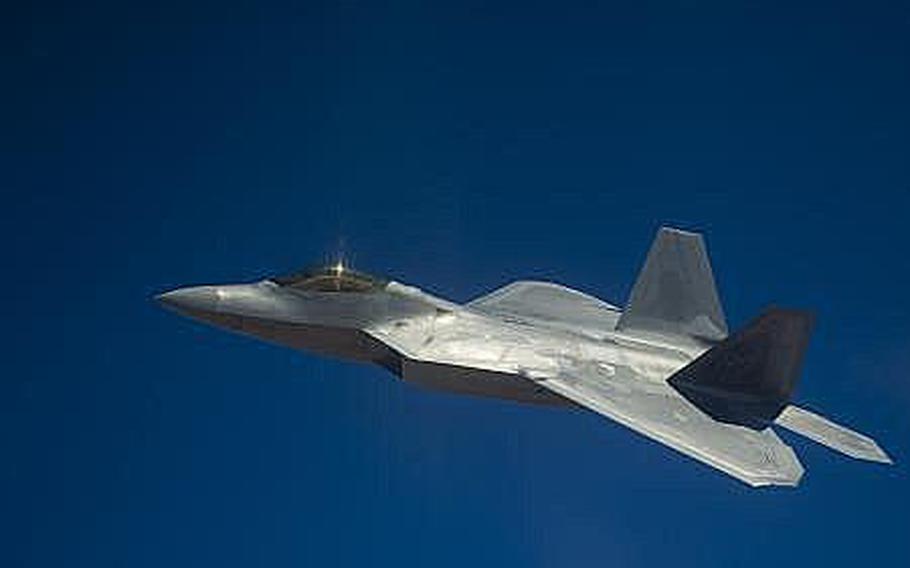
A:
[271, 264, 388, 293]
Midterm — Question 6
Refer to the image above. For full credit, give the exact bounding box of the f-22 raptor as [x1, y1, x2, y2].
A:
[158, 227, 892, 487]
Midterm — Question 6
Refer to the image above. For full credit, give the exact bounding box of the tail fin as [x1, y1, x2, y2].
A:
[670, 309, 894, 465]
[617, 227, 727, 341]
[668, 308, 815, 427]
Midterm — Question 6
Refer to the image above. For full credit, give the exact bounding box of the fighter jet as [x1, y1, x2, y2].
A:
[157, 227, 892, 487]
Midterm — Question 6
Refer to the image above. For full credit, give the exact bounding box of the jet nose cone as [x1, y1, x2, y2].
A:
[156, 286, 220, 313]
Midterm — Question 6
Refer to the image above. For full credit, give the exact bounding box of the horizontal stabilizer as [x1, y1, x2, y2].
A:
[775, 405, 892, 464]
[618, 227, 728, 341]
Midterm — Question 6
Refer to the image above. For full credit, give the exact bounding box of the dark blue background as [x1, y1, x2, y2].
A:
[5, 2, 909, 566]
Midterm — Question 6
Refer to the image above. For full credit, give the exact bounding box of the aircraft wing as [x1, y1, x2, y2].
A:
[531, 363, 805, 487]
[467, 281, 621, 339]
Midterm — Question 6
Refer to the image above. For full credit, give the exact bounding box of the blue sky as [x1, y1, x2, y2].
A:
[4, 2, 909, 566]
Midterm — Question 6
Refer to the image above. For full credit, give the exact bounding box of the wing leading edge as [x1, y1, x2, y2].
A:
[531, 363, 805, 487]
[467, 281, 621, 339]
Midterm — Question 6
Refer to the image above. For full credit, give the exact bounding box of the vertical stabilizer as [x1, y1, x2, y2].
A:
[617, 227, 727, 341]
[668, 308, 814, 426]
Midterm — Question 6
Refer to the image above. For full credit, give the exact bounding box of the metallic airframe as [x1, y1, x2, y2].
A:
[158, 227, 892, 487]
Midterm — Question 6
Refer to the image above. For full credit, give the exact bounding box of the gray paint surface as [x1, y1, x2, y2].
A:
[158, 228, 891, 487]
